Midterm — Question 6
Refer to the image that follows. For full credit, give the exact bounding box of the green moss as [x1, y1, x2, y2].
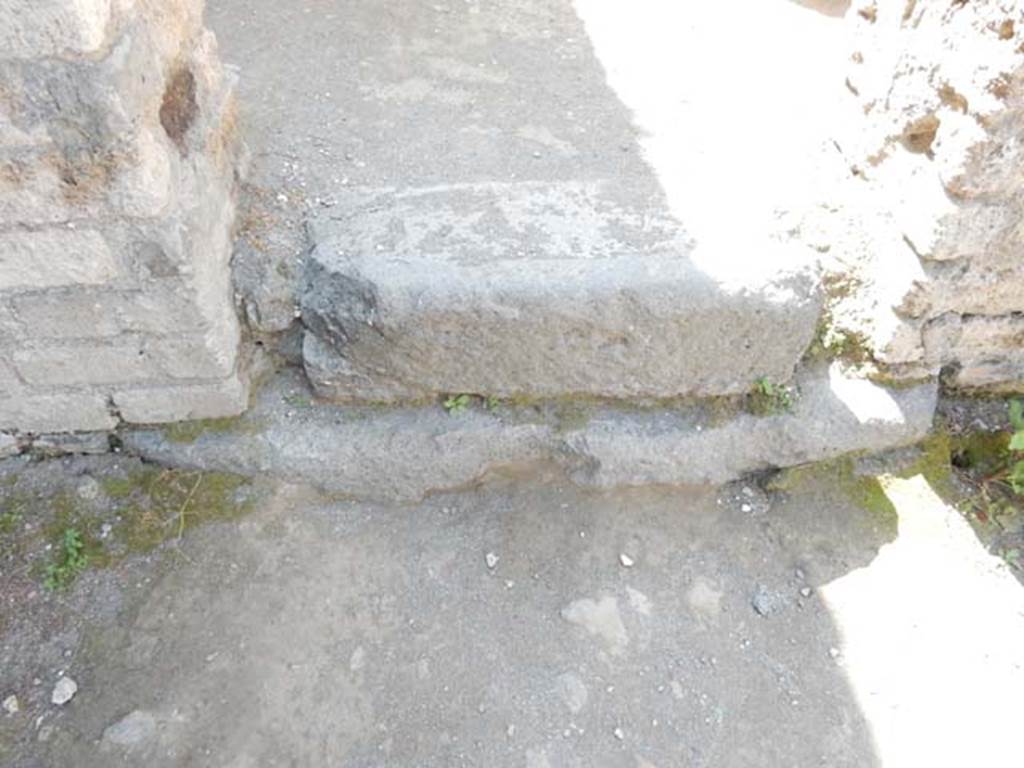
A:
[768, 457, 897, 523]
[864, 371, 935, 390]
[0, 510, 20, 535]
[805, 317, 875, 366]
[161, 415, 258, 444]
[901, 432, 958, 498]
[552, 402, 592, 433]
[950, 431, 1010, 477]
[101, 468, 253, 557]
[100, 475, 137, 499]
[747, 377, 794, 416]
[32, 468, 254, 583]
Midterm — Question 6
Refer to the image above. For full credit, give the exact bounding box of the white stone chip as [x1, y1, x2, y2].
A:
[51, 676, 77, 706]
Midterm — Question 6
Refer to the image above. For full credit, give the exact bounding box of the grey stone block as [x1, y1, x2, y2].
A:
[557, 363, 938, 490]
[301, 183, 822, 403]
[31, 431, 110, 456]
[123, 364, 937, 502]
[123, 370, 552, 502]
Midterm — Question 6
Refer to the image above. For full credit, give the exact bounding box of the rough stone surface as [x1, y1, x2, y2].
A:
[0, 0, 247, 433]
[112, 374, 249, 424]
[0, 392, 117, 433]
[0, 0, 116, 60]
[31, 431, 110, 456]
[557, 363, 936, 490]
[0, 230, 121, 292]
[123, 363, 935, 501]
[807, 0, 1024, 392]
[123, 370, 552, 502]
[211, 0, 823, 404]
[302, 192, 820, 403]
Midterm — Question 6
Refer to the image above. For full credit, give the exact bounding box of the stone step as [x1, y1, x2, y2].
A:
[300, 183, 822, 403]
[123, 363, 937, 502]
[206, 0, 842, 404]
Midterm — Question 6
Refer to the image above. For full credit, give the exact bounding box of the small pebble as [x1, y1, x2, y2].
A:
[50, 677, 77, 706]
[2, 695, 19, 715]
[740, 503, 753, 513]
[485, 552, 499, 569]
[102, 710, 156, 747]
[799, 587, 812, 598]
[828, 647, 841, 659]
[751, 586, 785, 616]
[619, 553, 635, 568]
[613, 726, 625, 740]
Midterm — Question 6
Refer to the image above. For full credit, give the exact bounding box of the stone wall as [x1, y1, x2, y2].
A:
[817, 0, 1024, 392]
[0, 0, 247, 433]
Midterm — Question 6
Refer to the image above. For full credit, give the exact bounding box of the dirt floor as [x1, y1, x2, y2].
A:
[1, 439, 1022, 767]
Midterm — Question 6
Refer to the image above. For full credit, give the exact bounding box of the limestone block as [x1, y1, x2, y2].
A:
[12, 340, 164, 386]
[0, 228, 120, 291]
[924, 315, 1024, 369]
[0, 11, 230, 224]
[0, 132, 174, 225]
[10, 283, 210, 339]
[113, 372, 249, 423]
[0, 359, 21, 398]
[0, 390, 116, 432]
[0, 0, 114, 60]
[0, 303, 22, 342]
[146, 314, 240, 381]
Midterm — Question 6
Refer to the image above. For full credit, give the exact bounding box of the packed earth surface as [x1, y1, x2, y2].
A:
[2, 435, 1024, 766]
[4, 0, 1024, 765]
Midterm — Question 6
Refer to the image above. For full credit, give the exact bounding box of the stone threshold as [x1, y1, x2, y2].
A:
[90, 361, 938, 502]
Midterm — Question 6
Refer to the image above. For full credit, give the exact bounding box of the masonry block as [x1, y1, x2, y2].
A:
[0, 0, 246, 433]
[0, 228, 121, 291]
[13, 341, 162, 386]
[11, 281, 219, 339]
[0, 390, 116, 432]
[0, 359, 21, 399]
[0, 0, 115, 60]
[113, 372, 248, 423]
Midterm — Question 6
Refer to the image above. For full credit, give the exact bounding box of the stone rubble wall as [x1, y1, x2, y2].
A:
[0, 0, 248, 433]
[819, 0, 1024, 392]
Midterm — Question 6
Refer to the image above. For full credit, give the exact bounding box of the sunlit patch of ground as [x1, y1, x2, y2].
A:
[822, 473, 1024, 766]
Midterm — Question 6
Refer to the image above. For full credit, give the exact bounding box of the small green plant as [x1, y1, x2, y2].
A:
[749, 377, 794, 416]
[1007, 400, 1024, 495]
[44, 528, 89, 590]
[484, 395, 501, 411]
[284, 394, 312, 408]
[443, 394, 473, 414]
[999, 546, 1022, 570]
[0, 511, 20, 535]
